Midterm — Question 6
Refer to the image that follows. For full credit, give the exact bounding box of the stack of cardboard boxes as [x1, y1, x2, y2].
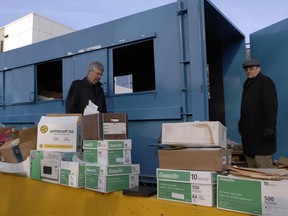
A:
[157, 121, 231, 207]
[30, 114, 82, 185]
[30, 113, 139, 193]
[82, 113, 140, 193]
[0, 126, 37, 164]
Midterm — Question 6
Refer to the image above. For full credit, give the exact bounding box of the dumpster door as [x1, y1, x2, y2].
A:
[11, 65, 35, 104]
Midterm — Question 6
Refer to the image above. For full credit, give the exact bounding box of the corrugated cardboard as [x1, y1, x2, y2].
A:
[0, 127, 37, 163]
[0, 139, 22, 163]
[161, 121, 227, 148]
[228, 166, 288, 180]
[0, 127, 15, 135]
[83, 113, 102, 140]
[82, 113, 128, 140]
[158, 148, 232, 171]
[19, 127, 37, 160]
[102, 113, 128, 140]
[37, 115, 82, 152]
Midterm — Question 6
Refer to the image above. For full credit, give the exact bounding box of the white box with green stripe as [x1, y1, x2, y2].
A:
[157, 168, 218, 207]
[85, 164, 140, 176]
[217, 175, 288, 215]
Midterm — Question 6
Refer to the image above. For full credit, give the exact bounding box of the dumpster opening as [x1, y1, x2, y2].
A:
[113, 40, 155, 94]
[37, 60, 63, 101]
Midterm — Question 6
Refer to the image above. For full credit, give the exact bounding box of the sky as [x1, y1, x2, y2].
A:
[1, 0, 288, 43]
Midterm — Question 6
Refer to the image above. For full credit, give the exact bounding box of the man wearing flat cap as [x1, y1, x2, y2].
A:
[238, 59, 278, 168]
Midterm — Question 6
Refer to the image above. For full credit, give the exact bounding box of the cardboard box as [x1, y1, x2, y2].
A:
[0, 127, 16, 136]
[83, 113, 102, 140]
[161, 121, 227, 148]
[82, 148, 98, 163]
[83, 149, 131, 165]
[19, 127, 37, 160]
[60, 161, 85, 188]
[156, 168, 218, 184]
[85, 164, 140, 176]
[157, 180, 216, 207]
[217, 175, 288, 215]
[102, 113, 128, 140]
[0, 139, 22, 163]
[82, 113, 128, 140]
[37, 115, 82, 152]
[156, 169, 218, 207]
[85, 173, 139, 193]
[0, 127, 37, 163]
[158, 148, 232, 171]
[156, 168, 217, 207]
[0, 127, 18, 143]
[0, 126, 18, 158]
[83, 139, 132, 150]
[30, 150, 74, 183]
[30, 150, 61, 183]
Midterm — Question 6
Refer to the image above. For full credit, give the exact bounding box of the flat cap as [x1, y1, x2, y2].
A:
[242, 59, 260, 68]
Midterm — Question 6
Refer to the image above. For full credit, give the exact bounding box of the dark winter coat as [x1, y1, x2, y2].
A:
[238, 72, 278, 155]
[65, 77, 107, 114]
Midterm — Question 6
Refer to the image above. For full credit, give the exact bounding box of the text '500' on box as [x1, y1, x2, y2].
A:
[37, 115, 82, 152]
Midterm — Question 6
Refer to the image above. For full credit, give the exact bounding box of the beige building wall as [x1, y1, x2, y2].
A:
[2, 13, 74, 52]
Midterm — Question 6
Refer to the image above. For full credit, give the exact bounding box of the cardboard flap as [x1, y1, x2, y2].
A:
[228, 166, 288, 180]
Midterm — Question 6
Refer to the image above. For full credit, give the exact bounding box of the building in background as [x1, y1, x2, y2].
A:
[0, 13, 74, 52]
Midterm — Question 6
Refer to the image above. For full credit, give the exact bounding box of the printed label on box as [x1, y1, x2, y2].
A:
[157, 180, 216, 207]
[103, 123, 127, 135]
[85, 174, 139, 193]
[217, 176, 262, 215]
[85, 164, 140, 175]
[83, 139, 132, 150]
[157, 168, 217, 184]
[261, 180, 288, 216]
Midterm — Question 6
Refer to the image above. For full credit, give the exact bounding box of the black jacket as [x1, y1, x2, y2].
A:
[65, 77, 107, 114]
[238, 72, 278, 155]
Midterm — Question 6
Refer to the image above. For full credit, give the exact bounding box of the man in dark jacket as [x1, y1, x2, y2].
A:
[238, 59, 278, 168]
[65, 61, 107, 114]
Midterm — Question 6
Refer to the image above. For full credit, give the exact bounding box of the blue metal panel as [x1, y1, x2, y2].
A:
[11, 65, 35, 104]
[186, 0, 209, 121]
[128, 121, 162, 178]
[204, 0, 246, 142]
[62, 57, 75, 99]
[0, 71, 3, 105]
[114, 107, 182, 121]
[249, 19, 288, 159]
[0, 0, 246, 177]
[222, 40, 246, 143]
[4, 69, 12, 105]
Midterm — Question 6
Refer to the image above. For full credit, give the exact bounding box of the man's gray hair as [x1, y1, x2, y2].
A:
[89, 61, 104, 72]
